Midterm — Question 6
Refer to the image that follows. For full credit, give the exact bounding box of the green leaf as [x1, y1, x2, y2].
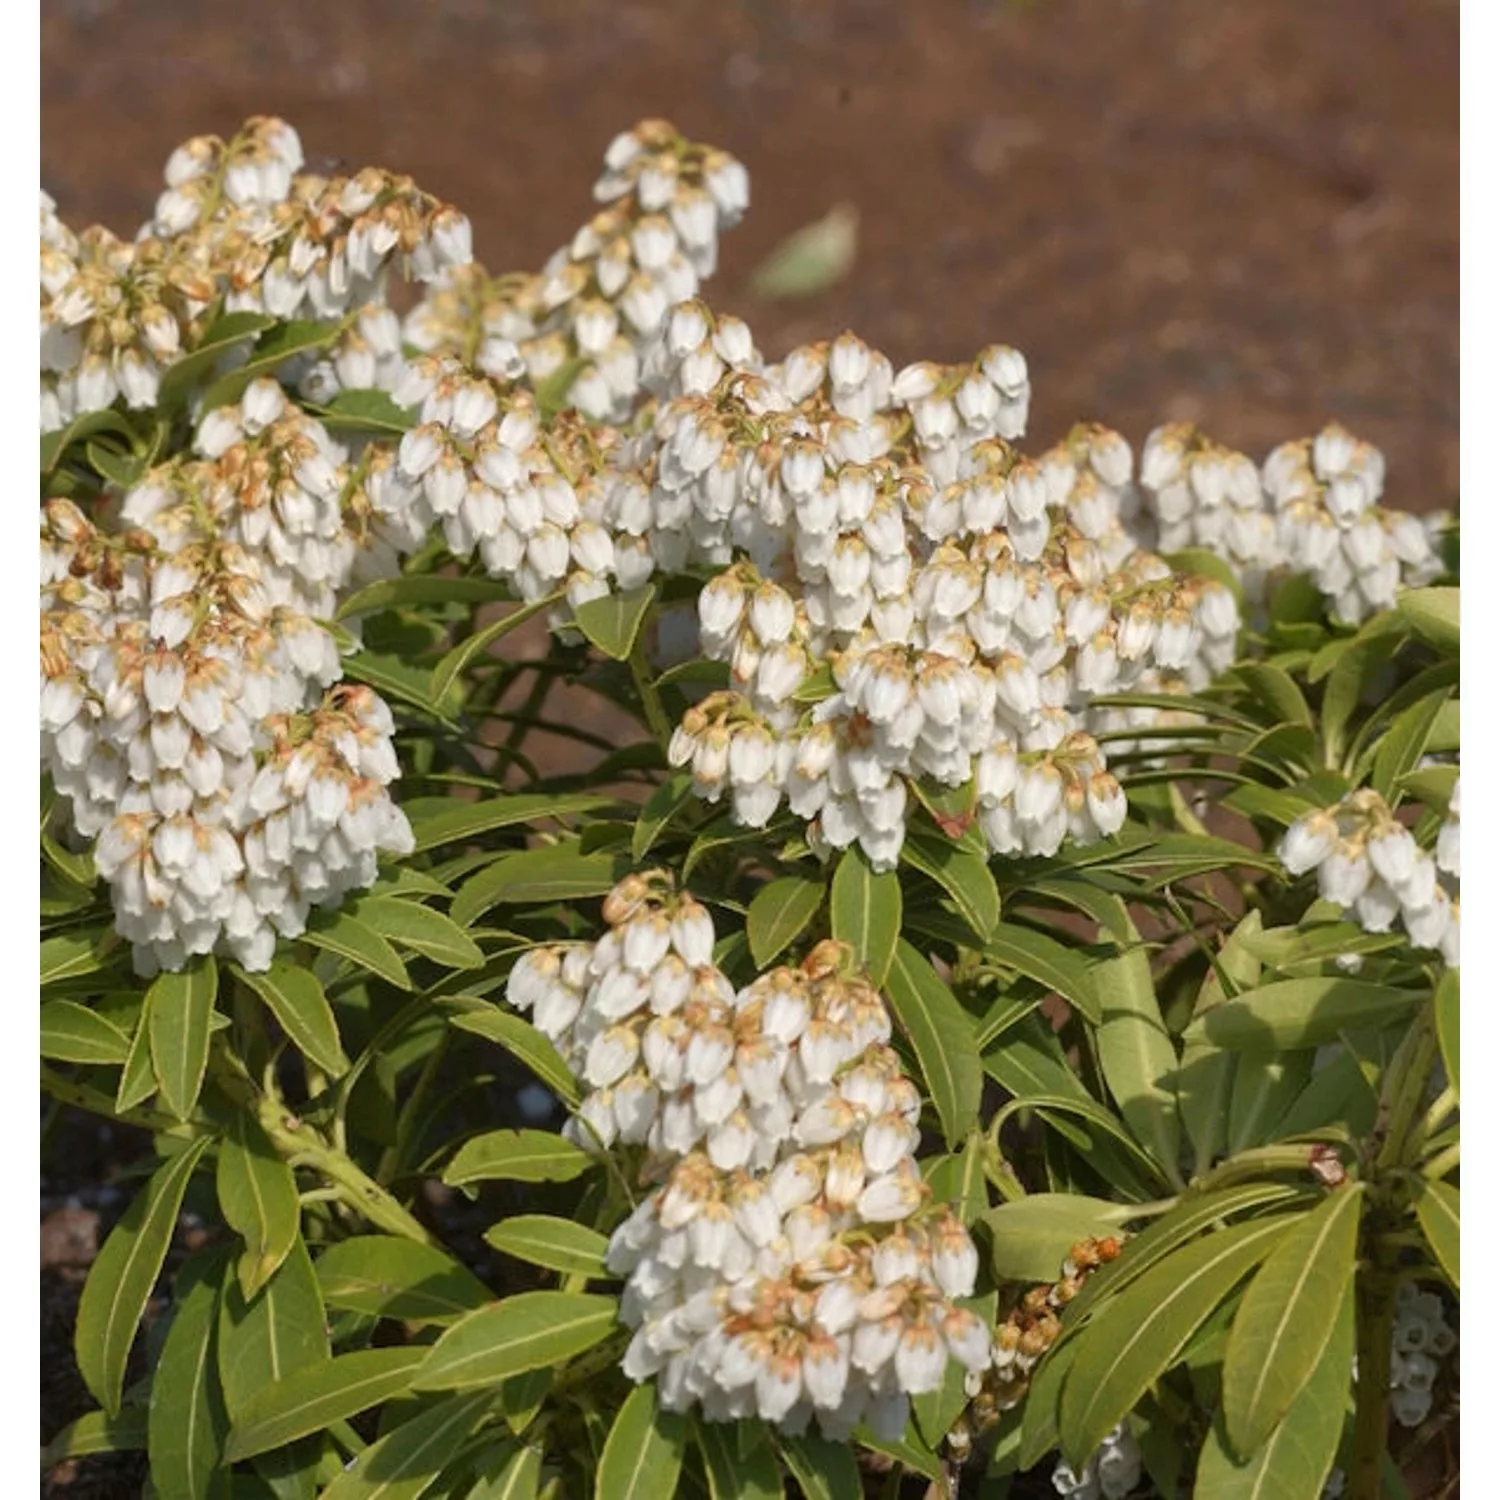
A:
[1184, 978, 1423, 1050]
[1196, 1280, 1354, 1500]
[1272, 1047, 1379, 1142]
[116, 995, 158, 1111]
[311, 387, 417, 436]
[199, 320, 343, 413]
[414, 1292, 619, 1391]
[443, 1129, 596, 1188]
[1228, 1051, 1315, 1155]
[335, 574, 514, 623]
[984, 923, 1100, 1025]
[469, 1443, 540, 1500]
[86, 438, 148, 490]
[596, 1383, 687, 1500]
[775, 1433, 860, 1500]
[217, 1110, 302, 1300]
[355, 897, 484, 970]
[407, 794, 618, 854]
[1396, 586, 1459, 653]
[1369, 686, 1451, 803]
[232, 961, 349, 1077]
[315, 1236, 493, 1324]
[1018, 1337, 1082, 1470]
[745, 875, 824, 968]
[41, 928, 114, 986]
[444, 1004, 580, 1106]
[850, 1425, 943, 1485]
[1057, 1214, 1295, 1470]
[1414, 1179, 1459, 1289]
[573, 585, 657, 660]
[429, 594, 559, 705]
[1234, 663, 1313, 729]
[899, 832, 1000, 941]
[1164, 547, 1245, 605]
[1320, 628, 1399, 767]
[451, 845, 632, 927]
[155, 311, 279, 410]
[497, 1370, 550, 1438]
[40, 999, 132, 1064]
[302, 910, 411, 991]
[76, 1137, 212, 1416]
[921, 1132, 990, 1225]
[41, 1407, 149, 1466]
[1093, 920, 1181, 1180]
[979, 1195, 1138, 1283]
[484, 1216, 609, 1277]
[147, 957, 218, 1120]
[317, 1391, 492, 1500]
[694, 1416, 784, 1499]
[149, 1248, 232, 1500]
[884, 940, 983, 1149]
[632, 771, 696, 861]
[1435, 969, 1459, 1098]
[748, 202, 858, 300]
[1220, 1185, 1364, 1457]
[217, 1238, 329, 1421]
[41, 407, 140, 473]
[225, 1348, 427, 1462]
[829, 847, 900, 987]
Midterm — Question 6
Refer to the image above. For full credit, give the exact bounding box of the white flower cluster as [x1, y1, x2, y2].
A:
[1050, 1423, 1143, 1500]
[505, 874, 992, 1438]
[1136, 421, 1446, 625]
[1389, 1280, 1455, 1429]
[40, 116, 471, 432]
[404, 119, 749, 422]
[40, 378, 418, 974]
[1280, 786, 1459, 967]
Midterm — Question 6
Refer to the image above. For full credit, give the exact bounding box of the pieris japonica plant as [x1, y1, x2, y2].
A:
[39, 116, 1459, 1500]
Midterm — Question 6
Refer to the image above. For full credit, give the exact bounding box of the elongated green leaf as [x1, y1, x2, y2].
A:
[1370, 689, 1450, 801]
[444, 1005, 580, 1106]
[217, 1238, 329, 1421]
[430, 594, 558, 705]
[315, 1236, 492, 1324]
[1185, 978, 1422, 1050]
[980, 1195, 1138, 1283]
[1059, 1184, 1305, 1336]
[496, 1370, 550, 1438]
[452, 845, 632, 927]
[149, 1248, 232, 1500]
[1058, 1215, 1295, 1469]
[218, 1110, 301, 1299]
[199, 320, 342, 412]
[984, 923, 1100, 1025]
[1235, 663, 1313, 729]
[41, 1407, 149, 1466]
[1435, 969, 1458, 1098]
[407, 794, 617, 854]
[1272, 1048, 1379, 1142]
[596, 1383, 686, 1500]
[315, 386, 418, 435]
[749, 200, 858, 299]
[318, 1391, 492, 1500]
[850, 1425, 943, 1485]
[828, 847, 900, 987]
[1397, 586, 1459, 653]
[1228, 1051, 1315, 1155]
[41, 929, 113, 986]
[76, 1137, 212, 1416]
[695, 1417, 784, 1499]
[922, 1132, 990, 1226]
[1001, 1092, 1172, 1196]
[775, 1433, 859, 1500]
[1414, 1179, 1459, 1289]
[1221, 1186, 1364, 1457]
[469, 1443, 539, 1500]
[884, 940, 982, 1149]
[226, 1348, 427, 1461]
[41, 406, 140, 472]
[302, 910, 411, 991]
[1018, 1336, 1082, 1470]
[116, 994, 158, 1111]
[414, 1292, 619, 1391]
[1094, 925, 1181, 1181]
[573, 585, 657, 660]
[1196, 1280, 1354, 1500]
[354, 897, 483, 970]
[900, 832, 1000, 941]
[148, 958, 218, 1120]
[745, 875, 824, 968]
[484, 1216, 609, 1277]
[233, 961, 348, 1077]
[443, 1129, 595, 1188]
[40, 999, 131, 1064]
[155, 311, 278, 409]
[632, 771, 695, 861]
[336, 574, 515, 624]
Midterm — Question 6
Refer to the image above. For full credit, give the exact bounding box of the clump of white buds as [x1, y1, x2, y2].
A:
[1050, 1423, 1143, 1500]
[1388, 1280, 1456, 1429]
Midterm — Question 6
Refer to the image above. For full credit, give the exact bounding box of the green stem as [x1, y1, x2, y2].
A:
[628, 639, 673, 747]
[1349, 1259, 1399, 1500]
[1186, 1144, 1326, 1198]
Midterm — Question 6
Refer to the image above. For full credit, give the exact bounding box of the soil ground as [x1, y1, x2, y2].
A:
[41, 2, 1458, 1495]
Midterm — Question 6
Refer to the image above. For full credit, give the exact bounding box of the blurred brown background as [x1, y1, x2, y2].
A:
[43, 0, 1457, 496]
